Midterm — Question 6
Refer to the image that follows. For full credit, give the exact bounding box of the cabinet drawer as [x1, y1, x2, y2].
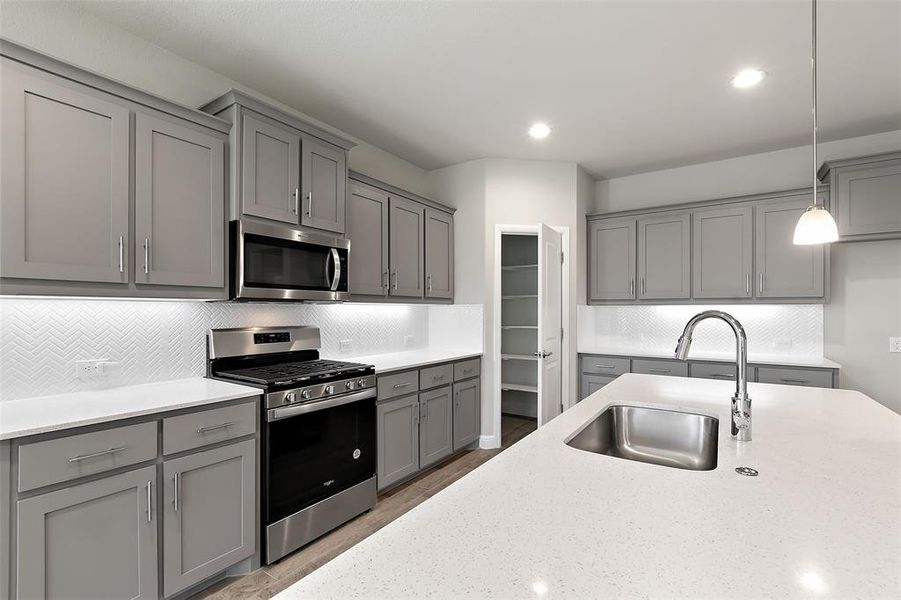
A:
[580, 356, 630, 375]
[756, 367, 834, 388]
[420, 363, 453, 390]
[689, 362, 739, 381]
[454, 358, 481, 381]
[18, 421, 157, 492]
[377, 370, 420, 401]
[163, 400, 257, 455]
[631, 359, 688, 377]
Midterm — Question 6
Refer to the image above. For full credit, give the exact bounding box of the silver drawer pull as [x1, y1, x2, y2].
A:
[648, 368, 671, 374]
[711, 373, 734, 379]
[173, 472, 180, 512]
[433, 375, 446, 380]
[393, 382, 413, 389]
[780, 378, 809, 384]
[196, 421, 236, 434]
[594, 364, 616, 369]
[146, 481, 153, 523]
[67, 446, 126, 463]
[462, 369, 473, 374]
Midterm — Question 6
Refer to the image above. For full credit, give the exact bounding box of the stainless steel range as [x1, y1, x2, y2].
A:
[207, 326, 376, 564]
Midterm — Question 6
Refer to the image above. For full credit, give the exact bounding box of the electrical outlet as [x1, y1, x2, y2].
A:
[773, 338, 793, 351]
[339, 339, 352, 352]
[404, 335, 414, 347]
[890, 337, 901, 353]
[75, 359, 109, 379]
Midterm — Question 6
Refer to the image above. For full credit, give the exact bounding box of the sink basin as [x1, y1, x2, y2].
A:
[566, 405, 718, 471]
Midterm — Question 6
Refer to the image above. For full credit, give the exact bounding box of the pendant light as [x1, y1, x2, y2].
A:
[793, 0, 839, 245]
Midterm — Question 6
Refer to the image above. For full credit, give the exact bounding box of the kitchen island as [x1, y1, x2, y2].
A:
[274, 374, 900, 599]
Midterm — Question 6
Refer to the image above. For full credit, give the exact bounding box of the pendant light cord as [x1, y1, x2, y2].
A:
[812, 0, 819, 207]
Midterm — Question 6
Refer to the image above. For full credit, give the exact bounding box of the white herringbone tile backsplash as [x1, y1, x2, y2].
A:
[0, 299, 481, 401]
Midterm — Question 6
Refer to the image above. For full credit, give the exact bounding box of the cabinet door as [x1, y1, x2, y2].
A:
[425, 209, 454, 299]
[580, 374, 617, 400]
[692, 204, 753, 299]
[0, 60, 129, 283]
[241, 112, 300, 224]
[389, 196, 425, 298]
[637, 212, 690, 299]
[347, 183, 389, 296]
[377, 395, 420, 490]
[162, 439, 255, 597]
[755, 194, 826, 298]
[301, 137, 347, 233]
[832, 157, 901, 239]
[453, 378, 480, 451]
[135, 113, 225, 288]
[589, 219, 636, 301]
[419, 386, 453, 469]
[16, 465, 157, 600]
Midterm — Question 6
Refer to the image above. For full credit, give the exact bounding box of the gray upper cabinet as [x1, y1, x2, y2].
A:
[820, 153, 901, 241]
[301, 137, 347, 233]
[755, 193, 826, 298]
[692, 204, 753, 299]
[347, 183, 390, 296]
[377, 394, 420, 490]
[162, 439, 255, 598]
[419, 386, 453, 469]
[16, 465, 158, 600]
[425, 209, 454, 299]
[589, 218, 636, 301]
[389, 196, 425, 298]
[637, 212, 690, 299]
[240, 111, 300, 224]
[0, 59, 130, 284]
[135, 112, 225, 288]
[452, 378, 480, 451]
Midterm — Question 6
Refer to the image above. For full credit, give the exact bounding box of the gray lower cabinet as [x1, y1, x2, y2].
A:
[820, 152, 901, 241]
[1, 58, 130, 285]
[419, 386, 453, 470]
[301, 137, 346, 233]
[239, 111, 300, 225]
[692, 204, 753, 299]
[425, 209, 454, 299]
[162, 439, 255, 597]
[16, 465, 158, 600]
[377, 394, 420, 490]
[347, 182, 390, 296]
[580, 374, 618, 400]
[389, 196, 425, 298]
[135, 112, 225, 288]
[589, 218, 636, 301]
[452, 379, 481, 450]
[756, 366, 834, 388]
[631, 358, 688, 377]
[637, 212, 690, 299]
[755, 193, 826, 299]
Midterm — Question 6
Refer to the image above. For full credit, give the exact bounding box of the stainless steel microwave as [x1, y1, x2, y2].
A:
[230, 220, 349, 302]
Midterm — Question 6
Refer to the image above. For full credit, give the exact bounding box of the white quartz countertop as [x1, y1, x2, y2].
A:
[322, 348, 482, 374]
[0, 377, 262, 440]
[578, 345, 841, 369]
[277, 374, 899, 599]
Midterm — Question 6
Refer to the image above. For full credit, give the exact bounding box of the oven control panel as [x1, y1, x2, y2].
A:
[254, 331, 291, 344]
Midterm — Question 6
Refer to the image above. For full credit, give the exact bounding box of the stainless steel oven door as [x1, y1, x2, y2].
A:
[232, 220, 350, 301]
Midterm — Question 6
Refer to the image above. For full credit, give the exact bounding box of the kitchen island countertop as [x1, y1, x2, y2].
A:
[276, 373, 900, 599]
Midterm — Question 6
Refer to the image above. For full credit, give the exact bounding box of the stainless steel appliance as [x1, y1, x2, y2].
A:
[230, 220, 350, 302]
[207, 326, 376, 564]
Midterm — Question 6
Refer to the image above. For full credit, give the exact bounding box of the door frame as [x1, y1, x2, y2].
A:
[486, 224, 571, 449]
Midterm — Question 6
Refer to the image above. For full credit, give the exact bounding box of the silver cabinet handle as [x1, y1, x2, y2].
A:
[306, 192, 312, 217]
[746, 274, 751, 295]
[393, 382, 413, 389]
[629, 278, 635, 296]
[392, 271, 398, 290]
[68, 446, 125, 463]
[143, 239, 150, 274]
[641, 278, 646, 294]
[293, 187, 300, 214]
[462, 368, 473, 374]
[780, 378, 809, 384]
[413, 403, 419, 425]
[759, 272, 765, 294]
[196, 421, 236, 434]
[118, 235, 124, 273]
[173, 472, 180, 512]
[648, 368, 671, 374]
[382, 271, 390, 293]
[594, 364, 616, 369]
[711, 373, 735, 379]
[433, 374, 446, 381]
[427, 274, 432, 294]
[146, 481, 152, 523]
[420, 399, 427, 419]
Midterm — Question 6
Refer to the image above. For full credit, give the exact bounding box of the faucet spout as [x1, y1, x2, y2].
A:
[674, 310, 752, 441]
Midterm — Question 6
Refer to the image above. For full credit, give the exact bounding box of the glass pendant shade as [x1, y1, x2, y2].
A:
[793, 204, 839, 245]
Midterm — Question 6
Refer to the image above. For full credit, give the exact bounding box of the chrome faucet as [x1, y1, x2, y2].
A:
[674, 310, 752, 442]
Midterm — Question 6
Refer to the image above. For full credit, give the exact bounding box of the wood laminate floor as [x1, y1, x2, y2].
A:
[193, 414, 537, 600]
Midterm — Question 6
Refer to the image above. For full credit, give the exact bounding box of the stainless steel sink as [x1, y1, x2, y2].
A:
[566, 405, 718, 471]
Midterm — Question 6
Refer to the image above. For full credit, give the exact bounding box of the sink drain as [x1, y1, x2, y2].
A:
[735, 467, 759, 476]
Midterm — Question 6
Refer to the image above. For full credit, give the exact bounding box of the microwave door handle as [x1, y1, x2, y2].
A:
[328, 248, 341, 291]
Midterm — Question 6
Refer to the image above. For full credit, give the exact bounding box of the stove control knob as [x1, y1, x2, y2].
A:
[325, 385, 335, 395]
[345, 381, 355, 391]
[301, 389, 313, 400]
[357, 379, 367, 388]
[286, 392, 297, 404]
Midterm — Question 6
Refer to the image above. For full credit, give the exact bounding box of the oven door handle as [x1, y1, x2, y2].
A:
[266, 388, 376, 422]
[327, 248, 341, 291]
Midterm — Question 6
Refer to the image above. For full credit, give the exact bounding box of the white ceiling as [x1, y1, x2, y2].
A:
[73, 0, 900, 178]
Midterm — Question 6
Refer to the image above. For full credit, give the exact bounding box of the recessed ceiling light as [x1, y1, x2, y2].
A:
[731, 68, 766, 89]
[528, 122, 551, 139]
